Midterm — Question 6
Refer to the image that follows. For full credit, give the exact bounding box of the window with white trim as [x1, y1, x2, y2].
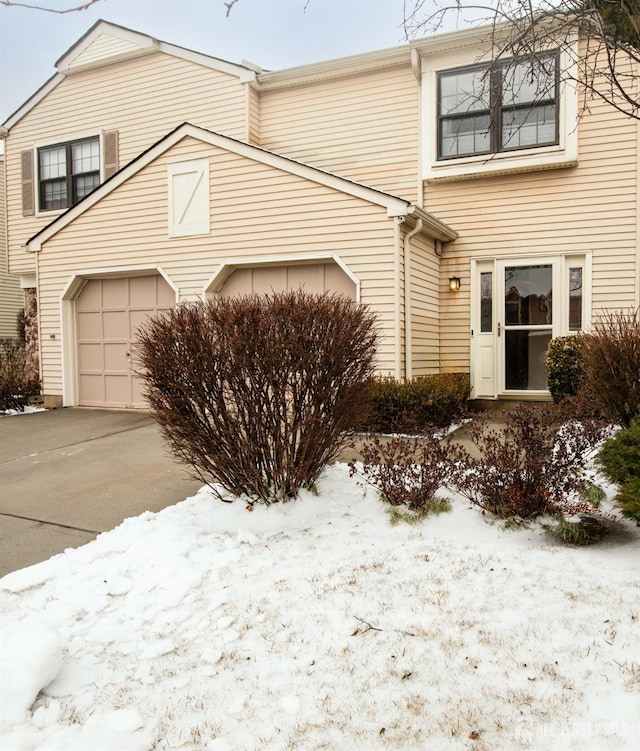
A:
[38, 137, 100, 210]
[438, 52, 559, 160]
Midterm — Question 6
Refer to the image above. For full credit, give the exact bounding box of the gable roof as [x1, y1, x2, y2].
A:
[27, 122, 456, 251]
[2, 20, 258, 131]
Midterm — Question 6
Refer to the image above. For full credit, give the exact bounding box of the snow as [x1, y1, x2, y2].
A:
[1, 463, 639, 750]
[1, 405, 47, 417]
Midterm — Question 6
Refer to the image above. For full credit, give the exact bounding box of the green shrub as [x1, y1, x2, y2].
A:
[0, 338, 40, 412]
[137, 291, 377, 504]
[361, 373, 470, 433]
[596, 420, 640, 523]
[546, 335, 585, 403]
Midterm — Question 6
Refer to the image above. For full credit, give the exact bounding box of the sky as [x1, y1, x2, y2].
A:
[0, 0, 433, 124]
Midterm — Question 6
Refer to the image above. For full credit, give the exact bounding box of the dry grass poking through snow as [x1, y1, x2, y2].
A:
[0, 465, 639, 750]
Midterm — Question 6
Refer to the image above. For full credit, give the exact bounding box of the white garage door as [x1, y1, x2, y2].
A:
[76, 275, 175, 408]
[219, 262, 356, 299]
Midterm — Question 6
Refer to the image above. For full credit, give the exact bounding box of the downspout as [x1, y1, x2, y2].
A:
[394, 217, 403, 379]
[403, 217, 423, 380]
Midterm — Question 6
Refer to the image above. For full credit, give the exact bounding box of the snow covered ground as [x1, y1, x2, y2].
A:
[1, 464, 639, 751]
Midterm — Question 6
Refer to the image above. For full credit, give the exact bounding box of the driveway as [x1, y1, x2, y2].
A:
[0, 408, 203, 577]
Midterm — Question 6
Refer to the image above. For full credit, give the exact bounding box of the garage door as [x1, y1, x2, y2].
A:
[76, 275, 175, 408]
[219, 262, 356, 299]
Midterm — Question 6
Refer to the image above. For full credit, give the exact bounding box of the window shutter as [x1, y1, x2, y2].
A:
[103, 130, 119, 178]
[21, 150, 35, 217]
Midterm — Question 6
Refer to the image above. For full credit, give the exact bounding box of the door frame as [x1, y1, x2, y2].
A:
[471, 253, 591, 400]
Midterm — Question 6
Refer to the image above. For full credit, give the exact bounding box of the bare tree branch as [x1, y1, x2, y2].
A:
[403, 0, 640, 120]
[0, 0, 103, 12]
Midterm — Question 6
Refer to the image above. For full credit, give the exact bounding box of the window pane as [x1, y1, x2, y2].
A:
[73, 173, 100, 203]
[72, 139, 99, 174]
[440, 113, 491, 157]
[504, 265, 553, 325]
[569, 268, 583, 331]
[39, 146, 66, 180]
[439, 68, 490, 115]
[480, 272, 492, 332]
[42, 180, 67, 210]
[505, 330, 552, 390]
[502, 57, 556, 106]
[501, 104, 557, 149]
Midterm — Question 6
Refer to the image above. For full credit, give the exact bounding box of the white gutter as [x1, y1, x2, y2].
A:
[403, 218, 423, 381]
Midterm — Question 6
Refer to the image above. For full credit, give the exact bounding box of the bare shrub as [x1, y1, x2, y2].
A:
[448, 404, 609, 519]
[0, 338, 40, 412]
[348, 432, 451, 515]
[580, 309, 640, 427]
[137, 291, 377, 503]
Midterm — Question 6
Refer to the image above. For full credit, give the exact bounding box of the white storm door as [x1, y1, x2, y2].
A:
[497, 259, 561, 394]
[471, 260, 497, 399]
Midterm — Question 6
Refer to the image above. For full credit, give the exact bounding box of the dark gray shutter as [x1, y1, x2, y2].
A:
[21, 150, 35, 216]
[103, 130, 119, 179]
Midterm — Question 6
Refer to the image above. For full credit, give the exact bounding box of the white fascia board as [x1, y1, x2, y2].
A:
[258, 45, 411, 90]
[3, 73, 65, 130]
[28, 123, 412, 250]
[156, 41, 256, 80]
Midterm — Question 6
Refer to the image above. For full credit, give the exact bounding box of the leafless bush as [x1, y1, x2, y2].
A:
[448, 403, 609, 519]
[0, 338, 40, 412]
[580, 308, 640, 427]
[348, 432, 452, 514]
[137, 291, 377, 503]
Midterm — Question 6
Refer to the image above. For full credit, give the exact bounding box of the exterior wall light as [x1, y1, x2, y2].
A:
[449, 276, 461, 291]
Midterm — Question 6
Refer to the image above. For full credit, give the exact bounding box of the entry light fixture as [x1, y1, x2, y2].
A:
[449, 276, 461, 292]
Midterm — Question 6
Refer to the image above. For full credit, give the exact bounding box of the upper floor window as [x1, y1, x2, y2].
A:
[437, 53, 559, 160]
[39, 137, 100, 211]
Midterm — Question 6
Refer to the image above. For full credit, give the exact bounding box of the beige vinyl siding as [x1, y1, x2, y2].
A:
[0, 157, 22, 337]
[260, 65, 419, 202]
[409, 232, 440, 376]
[6, 52, 248, 275]
[35, 137, 401, 399]
[427, 93, 639, 375]
[247, 85, 260, 145]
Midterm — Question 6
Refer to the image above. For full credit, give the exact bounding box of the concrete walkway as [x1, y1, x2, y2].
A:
[0, 408, 202, 577]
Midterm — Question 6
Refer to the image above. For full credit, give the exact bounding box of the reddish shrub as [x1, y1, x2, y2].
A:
[137, 291, 377, 503]
[448, 404, 608, 519]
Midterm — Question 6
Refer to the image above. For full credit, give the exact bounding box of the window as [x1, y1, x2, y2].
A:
[438, 53, 558, 160]
[39, 137, 100, 210]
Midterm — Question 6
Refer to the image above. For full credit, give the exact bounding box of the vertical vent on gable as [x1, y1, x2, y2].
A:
[21, 150, 35, 217]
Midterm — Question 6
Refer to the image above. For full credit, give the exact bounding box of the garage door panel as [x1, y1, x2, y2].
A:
[102, 311, 128, 340]
[287, 264, 322, 293]
[78, 374, 104, 404]
[325, 263, 356, 297]
[101, 278, 129, 308]
[105, 375, 130, 405]
[129, 275, 158, 305]
[104, 343, 128, 371]
[157, 279, 176, 306]
[76, 274, 174, 408]
[76, 280, 102, 310]
[77, 311, 102, 339]
[220, 263, 356, 301]
[78, 343, 103, 371]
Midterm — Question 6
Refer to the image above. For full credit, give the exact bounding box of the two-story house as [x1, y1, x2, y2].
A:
[0, 153, 23, 338]
[1, 19, 637, 409]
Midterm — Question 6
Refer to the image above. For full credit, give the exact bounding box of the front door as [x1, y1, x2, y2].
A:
[472, 257, 584, 398]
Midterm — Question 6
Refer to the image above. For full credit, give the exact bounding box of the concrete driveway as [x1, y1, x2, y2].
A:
[0, 408, 203, 577]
